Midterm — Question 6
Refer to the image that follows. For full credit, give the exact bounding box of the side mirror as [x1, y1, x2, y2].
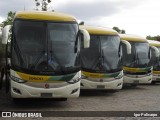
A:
[2, 25, 11, 44]
[79, 21, 85, 25]
[121, 40, 131, 54]
[80, 29, 90, 48]
[150, 46, 159, 58]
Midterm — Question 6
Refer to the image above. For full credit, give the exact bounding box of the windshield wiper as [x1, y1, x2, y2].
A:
[132, 44, 139, 67]
[60, 66, 80, 72]
[30, 51, 46, 70]
[135, 52, 139, 66]
[91, 39, 106, 71]
[48, 49, 72, 74]
[97, 49, 106, 70]
[53, 66, 79, 75]
[30, 50, 64, 71]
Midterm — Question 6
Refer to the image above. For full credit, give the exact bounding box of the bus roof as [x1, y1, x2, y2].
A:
[147, 40, 160, 47]
[14, 11, 77, 22]
[119, 34, 147, 42]
[80, 25, 118, 35]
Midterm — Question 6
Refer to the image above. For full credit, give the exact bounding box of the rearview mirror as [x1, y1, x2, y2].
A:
[2, 25, 11, 44]
[80, 29, 90, 48]
[121, 40, 131, 54]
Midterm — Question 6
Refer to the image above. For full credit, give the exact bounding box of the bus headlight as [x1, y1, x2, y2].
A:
[114, 72, 123, 79]
[67, 77, 81, 84]
[147, 72, 152, 76]
[10, 76, 27, 83]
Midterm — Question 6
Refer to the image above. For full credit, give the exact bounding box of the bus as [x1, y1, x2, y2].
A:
[120, 34, 152, 86]
[80, 25, 131, 90]
[148, 40, 160, 84]
[0, 31, 1, 38]
[1, 11, 90, 100]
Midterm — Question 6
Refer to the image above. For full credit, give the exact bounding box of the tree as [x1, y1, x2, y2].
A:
[121, 29, 125, 34]
[113, 27, 120, 33]
[113, 26, 126, 34]
[0, 11, 15, 69]
[0, 35, 4, 69]
[146, 35, 160, 41]
[79, 21, 85, 25]
[0, 11, 15, 28]
[35, 0, 52, 11]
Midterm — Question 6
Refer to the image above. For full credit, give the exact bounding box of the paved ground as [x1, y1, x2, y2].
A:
[0, 80, 160, 119]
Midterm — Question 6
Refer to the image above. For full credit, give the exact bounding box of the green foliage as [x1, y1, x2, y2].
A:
[146, 35, 160, 41]
[0, 11, 15, 68]
[35, 0, 52, 11]
[79, 21, 85, 25]
[121, 30, 125, 34]
[0, 37, 5, 69]
[113, 26, 126, 34]
[0, 11, 15, 28]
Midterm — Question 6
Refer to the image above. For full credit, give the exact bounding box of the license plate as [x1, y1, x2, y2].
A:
[97, 85, 105, 89]
[41, 93, 52, 98]
[133, 80, 139, 83]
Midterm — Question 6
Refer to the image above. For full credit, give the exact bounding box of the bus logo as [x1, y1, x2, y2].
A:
[100, 79, 103, 82]
[44, 83, 50, 89]
[2, 112, 11, 117]
[29, 77, 43, 81]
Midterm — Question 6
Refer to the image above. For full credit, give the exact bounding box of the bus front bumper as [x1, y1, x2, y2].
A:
[152, 74, 160, 82]
[123, 74, 152, 84]
[11, 80, 80, 98]
[80, 78, 123, 90]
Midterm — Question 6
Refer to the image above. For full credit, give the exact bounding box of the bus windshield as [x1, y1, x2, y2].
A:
[11, 20, 80, 75]
[122, 42, 150, 68]
[81, 35, 122, 73]
[150, 46, 160, 70]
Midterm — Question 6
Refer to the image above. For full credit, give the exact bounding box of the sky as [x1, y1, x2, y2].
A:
[0, 0, 160, 37]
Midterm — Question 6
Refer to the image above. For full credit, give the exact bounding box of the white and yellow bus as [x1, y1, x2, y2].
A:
[1, 11, 90, 100]
[147, 40, 160, 84]
[120, 34, 152, 86]
[80, 26, 131, 90]
[0, 31, 1, 38]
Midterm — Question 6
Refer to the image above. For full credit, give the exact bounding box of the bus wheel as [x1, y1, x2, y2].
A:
[0, 68, 5, 90]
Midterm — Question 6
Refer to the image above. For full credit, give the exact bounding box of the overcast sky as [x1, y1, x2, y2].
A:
[0, 0, 160, 37]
